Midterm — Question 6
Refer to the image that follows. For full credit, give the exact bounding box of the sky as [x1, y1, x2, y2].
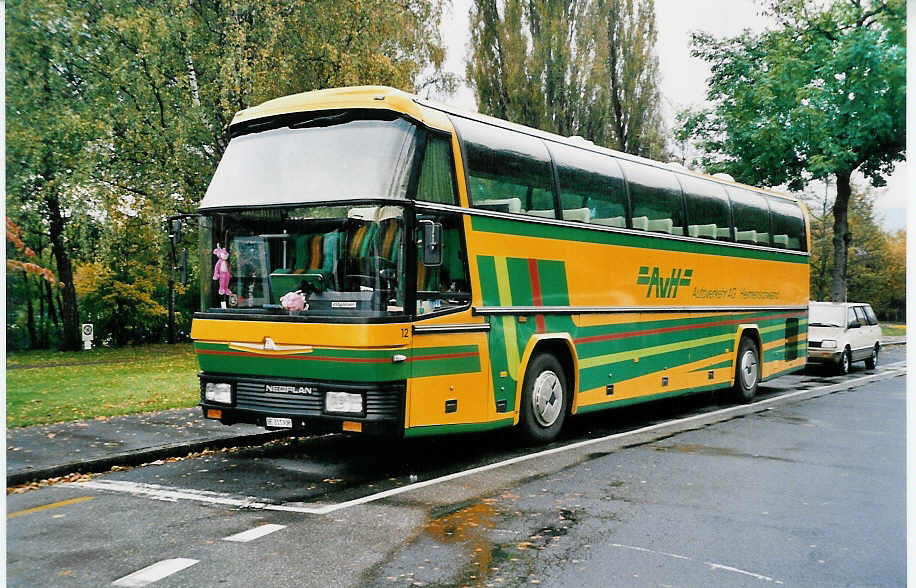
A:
[433, 0, 906, 232]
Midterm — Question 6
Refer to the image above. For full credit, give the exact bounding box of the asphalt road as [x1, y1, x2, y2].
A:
[7, 348, 906, 587]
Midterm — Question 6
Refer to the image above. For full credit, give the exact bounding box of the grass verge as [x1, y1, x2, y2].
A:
[7, 343, 199, 428]
[881, 323, 906, 337]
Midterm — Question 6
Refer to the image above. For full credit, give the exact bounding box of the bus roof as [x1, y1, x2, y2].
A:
[230, 85, 801, 205]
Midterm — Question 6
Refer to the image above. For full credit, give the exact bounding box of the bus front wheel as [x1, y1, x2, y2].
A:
[732, 336, 759, 403]
[518, 354, 568, 443]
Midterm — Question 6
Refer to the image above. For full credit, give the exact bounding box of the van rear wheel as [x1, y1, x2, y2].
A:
[864, 344, 878, 370]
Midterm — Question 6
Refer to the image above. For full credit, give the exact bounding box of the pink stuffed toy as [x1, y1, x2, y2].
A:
[280, 290, 306, 312]
[212, 244, 232, 295]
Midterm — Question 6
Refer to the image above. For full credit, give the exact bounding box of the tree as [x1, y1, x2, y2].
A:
[6, 2, 99, 350]
[805, 185, 905, 320]
[467, 0, 666, 157]
[7, 0, 452, 348]
[678, 0, 905, 302]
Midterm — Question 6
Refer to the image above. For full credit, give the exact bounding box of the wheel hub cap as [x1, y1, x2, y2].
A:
[740, 350, 758, 389]
[532, 370, 562, 427]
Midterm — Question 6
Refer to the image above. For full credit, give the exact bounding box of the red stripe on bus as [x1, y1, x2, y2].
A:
[196, 350, 392, 363]
[408, 351, 479, 362]
[196, 350, 478, 363]
[573, 312, 803, 345]
[528, 258, 546, 333]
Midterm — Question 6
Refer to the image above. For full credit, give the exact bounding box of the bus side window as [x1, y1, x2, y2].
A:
[618, 159, 685, 235]
[452, 117, 557, 219]
[416, 212, 471, 316]
[548, 141, 626, 226]
[416, 134, 459, 205]
[680, 174, 732, 241]
[768, 196, 807, 252]
[728, 187, 772, 246]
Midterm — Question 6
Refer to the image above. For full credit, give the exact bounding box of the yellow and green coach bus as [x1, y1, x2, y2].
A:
[191, 86, 809, 443]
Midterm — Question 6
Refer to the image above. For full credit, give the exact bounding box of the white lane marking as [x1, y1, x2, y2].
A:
[610, 542, 690, 560]
[112, 558, 198, 587]
[223, 523, 286, 542]
[611, 543, 782, 584]
[79, 480, 323, 514]
[705, 561, 781, 583]
[78, 365, 905, 516]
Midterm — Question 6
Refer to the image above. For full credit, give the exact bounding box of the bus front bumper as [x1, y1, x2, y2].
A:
[198, 373, 405, 436]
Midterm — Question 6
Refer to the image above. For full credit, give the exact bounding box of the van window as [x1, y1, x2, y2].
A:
[863, 305, 879, 325]
[847, 307, 859, 328]
[453, 117, 557, 219]
[549, 142, 627, 226]
[618, 159, 685, 235]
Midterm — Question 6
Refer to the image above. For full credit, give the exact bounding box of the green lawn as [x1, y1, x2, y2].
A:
[881, 323, 906, 337]
[6, 344, 200, 428]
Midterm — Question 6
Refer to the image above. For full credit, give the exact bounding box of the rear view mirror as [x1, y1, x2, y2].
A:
[419, 220, 442, 267]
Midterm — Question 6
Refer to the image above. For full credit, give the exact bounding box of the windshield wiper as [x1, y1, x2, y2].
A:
[809, 322, 842, 327]
[289, 112, 355, 130]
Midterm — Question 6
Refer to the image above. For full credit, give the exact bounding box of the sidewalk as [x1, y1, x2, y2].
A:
[6, 336, 907, 487]
[6, 408, 286, 486]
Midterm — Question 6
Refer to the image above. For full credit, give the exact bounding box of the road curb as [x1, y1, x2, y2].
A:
[6, 431, 291, 487]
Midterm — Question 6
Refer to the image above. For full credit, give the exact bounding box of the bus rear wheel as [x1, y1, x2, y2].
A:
[732, 336, 759, 403]
[518, 354, 568, 443]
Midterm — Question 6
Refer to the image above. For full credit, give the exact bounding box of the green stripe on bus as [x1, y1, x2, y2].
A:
[576, 382, 726, 414]
[403, 418, 515, 437]
[470, 215, 807, 263]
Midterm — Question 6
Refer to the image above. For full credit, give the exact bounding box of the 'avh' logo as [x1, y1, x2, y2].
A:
[637, 266, 693, 298]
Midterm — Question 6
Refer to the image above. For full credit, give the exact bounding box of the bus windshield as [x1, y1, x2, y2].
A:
[201, 205, 407, 318]
[200, 115, 418, 209]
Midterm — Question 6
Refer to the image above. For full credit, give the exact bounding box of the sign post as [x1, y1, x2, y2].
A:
[81, 323, 93, 350]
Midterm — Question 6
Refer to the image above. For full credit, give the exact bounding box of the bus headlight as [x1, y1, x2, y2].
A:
[820, 340, 837, 349]
[325, 391, 363, 414]
[205, 382, 232, 404]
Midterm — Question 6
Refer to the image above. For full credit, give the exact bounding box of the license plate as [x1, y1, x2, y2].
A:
[265, 417, 292, 428]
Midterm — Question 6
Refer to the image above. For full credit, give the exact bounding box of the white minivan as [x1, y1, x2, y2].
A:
[807, 301, 882, 373]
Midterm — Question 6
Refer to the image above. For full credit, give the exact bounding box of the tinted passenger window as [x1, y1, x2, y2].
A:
[416, 135, 458, 205]
[453, 117, 556, 219]
[864, 305, 878, 325]
[549, 142, 627, 226]
[728, 187, 771, 246]
[768, 196, 807, 251]
[853, 306, 868, 327]
[847, 307, 859, 328]
[618, 159, 685, 235]
[679, 174, 732, 241]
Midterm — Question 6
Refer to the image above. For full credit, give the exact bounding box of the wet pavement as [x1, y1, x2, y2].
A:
[6, 347, 906, 587]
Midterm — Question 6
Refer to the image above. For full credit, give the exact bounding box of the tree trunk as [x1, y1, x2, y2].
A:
[46, 191, 81, 350]
[38, 277, 48, 348]
[21, 271, 37, 348]
[830, 170, 853, 302]
[45, 278, 61, 336]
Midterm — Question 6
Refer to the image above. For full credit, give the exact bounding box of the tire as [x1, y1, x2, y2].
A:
[518, 354, 568, 443]
[732, 336, 759, 403]
[864, 344, 879, 370]
[838, 347, 852, 375]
